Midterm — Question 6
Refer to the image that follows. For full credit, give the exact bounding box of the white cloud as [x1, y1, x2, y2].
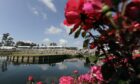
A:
[29, 6, 47, 20]
[59, 39, 68, 46]
[45, 26, 62, 34]
[31, 7, 39, 15]
[40, 0, 57, 12]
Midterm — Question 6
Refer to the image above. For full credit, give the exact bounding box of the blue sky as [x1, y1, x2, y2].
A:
[0, 0, 84, 48]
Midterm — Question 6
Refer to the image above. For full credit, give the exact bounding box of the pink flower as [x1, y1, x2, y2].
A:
[101, 55, 116, 63]
[64, 0, 81, 26]
[130, 22, 140, 31]
[83, 2, 94, 14]
[59, 76, 74, 84]
[28, 76, 33, 81]
[85, 0, 102, 13]
[36, 81, 43, 84]
[78, 73, 94, 83]
[64, 0, 103, 31]
[133, 54, 140, 59]
[73, 70, 78, 74]
[125, 0, 140, 21]
[90, 66, 104, 81]
[95, 71, 103, 81]
[90, 66, 101, 73]
[65, 11, 80, 25]
[51, 80, 55, 84]
[90, 43, 96, 49]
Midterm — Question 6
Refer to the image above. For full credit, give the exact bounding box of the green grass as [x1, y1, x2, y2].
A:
[0, 50, 82, 58]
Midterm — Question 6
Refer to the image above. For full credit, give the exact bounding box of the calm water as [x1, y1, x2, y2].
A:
[0, 57, 90, 84]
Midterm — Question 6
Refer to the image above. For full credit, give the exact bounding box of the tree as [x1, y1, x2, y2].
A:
[15, 41, 36, 47]
[63, 0, 140, 83]
[0, 42, 2, 47]
[6, 37, 14, 46]
[1, 33, 9, 45]
[1, 33, 14, 46]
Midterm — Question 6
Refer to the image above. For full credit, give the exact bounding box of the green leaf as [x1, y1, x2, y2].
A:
[81, 31, 86, 38]
[118, 80, 128, 84]
[113, 0, 121, 5]
[85, 35, 90, 39]
[83, 39, 89, 48]
[74, 28, 81, 38]
[69, 28, 73, 35]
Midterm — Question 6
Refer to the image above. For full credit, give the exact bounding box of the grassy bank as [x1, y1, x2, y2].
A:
[0, 50, 83, 58]
[0, 51, 14, 56]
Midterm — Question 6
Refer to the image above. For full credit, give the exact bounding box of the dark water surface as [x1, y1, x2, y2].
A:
[0, 56, 90, 84]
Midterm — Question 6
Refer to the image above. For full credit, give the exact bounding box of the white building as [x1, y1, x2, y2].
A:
[0, 46, 16, 50]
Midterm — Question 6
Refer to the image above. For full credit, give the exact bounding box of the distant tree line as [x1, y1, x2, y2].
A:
[0, 33, 37, 47]
[15, 41, 37, 47]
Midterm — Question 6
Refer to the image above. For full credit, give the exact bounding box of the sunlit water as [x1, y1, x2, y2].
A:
[0, 57, 90, 84]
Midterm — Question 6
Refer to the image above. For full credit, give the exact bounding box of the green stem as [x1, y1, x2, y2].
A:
[108, 17, 119, 30]
[121, 1, 127, 16]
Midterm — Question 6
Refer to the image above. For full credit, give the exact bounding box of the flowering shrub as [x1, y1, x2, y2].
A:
[59, 76, 74, 84]
[59, 66, 103, 84]
[63, 0, 140, 83]
[78, 73, 94, 83]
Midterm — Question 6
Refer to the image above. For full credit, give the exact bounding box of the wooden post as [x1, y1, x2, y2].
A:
[7, 56, 9, 61]
[42, 57, 44, 63]
[21, 56, 24, 62]
[27, 56, 29, 63]
[33, 57, 35, 63]
[16, 56, 19, 63]
[13, 56, 15, 62]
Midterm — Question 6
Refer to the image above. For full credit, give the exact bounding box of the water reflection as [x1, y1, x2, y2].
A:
[1, 61, 7, 72]
[57, 63, 67, 70]
[0, 56, 90, 84]
[0, 57, 8, 72]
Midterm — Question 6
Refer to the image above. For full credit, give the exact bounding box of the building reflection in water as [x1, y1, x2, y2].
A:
[1, 61, 7, 72]
[0, 56, 88, 73]
[0, 57, 8, 72]
[0, 56, 66, 72]
[6, 55, 67, 64]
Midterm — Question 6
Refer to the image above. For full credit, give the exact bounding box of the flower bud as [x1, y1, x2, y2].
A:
[36, 81, 43, 84]
[102, 5, 110, 13]
[73, 70, 78, 74]
[28, 76, 33, 81]
[106, 11, 112, 18]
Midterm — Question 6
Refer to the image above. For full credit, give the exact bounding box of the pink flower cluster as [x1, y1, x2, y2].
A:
[78, 73, 95, 83]
[59, 76, 74, 84]
[64, 0, 103, 31]
[64, 0, 140, 31]
[63, 0, 140, 83]
[90, 66, 103, 81]
[28, 76, 33, 81]
[59, 66, 103, 84]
